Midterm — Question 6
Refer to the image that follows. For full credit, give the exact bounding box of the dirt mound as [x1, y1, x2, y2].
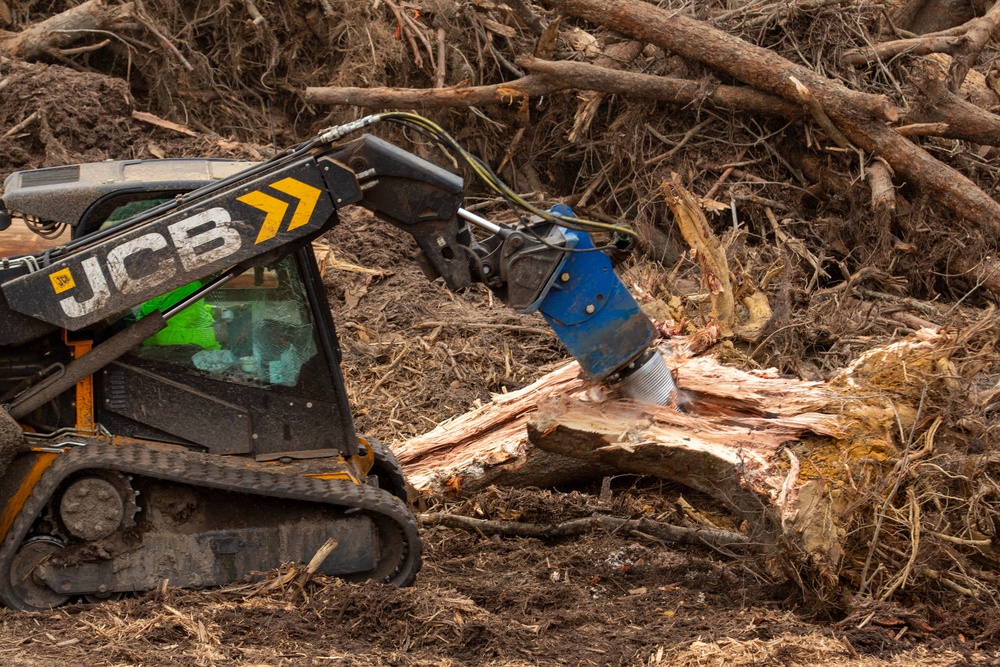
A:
[0, 57, 133, 173]
[0, 57, 269, 177]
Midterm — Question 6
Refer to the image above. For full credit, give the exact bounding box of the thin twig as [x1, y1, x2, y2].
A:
[643, 120, 711, 167]
[133, 0, 193, 71]
[370, 344, 410, 393]
[2, 111, 39, 139]
[295, 538, 338, 589]
[435, 25, 446, 88]
[860, 385, 927, 595]
[383, 0, 423, 68]
[420, 512, 751, 550]
[58, 38, 110, 55]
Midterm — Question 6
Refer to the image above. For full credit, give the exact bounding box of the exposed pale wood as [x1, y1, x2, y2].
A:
[664, 179, 735, 338]
[399, 329, 953, 594]
[665, 179, 772, 341]
[568, 40, 643, 142]
[395, 342, 839, 494]
[868, 160, 896, 218]
[395, 361, 588, 492]
[0, 0, 133, 61]
[894, 122, 950, 137]
[131, 110, 199, 137]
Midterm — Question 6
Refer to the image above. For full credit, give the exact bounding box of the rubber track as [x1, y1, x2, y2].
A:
[0, 440, 422, 610]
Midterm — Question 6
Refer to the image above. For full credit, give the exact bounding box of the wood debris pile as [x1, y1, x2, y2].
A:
[3, 0, 1000, 615]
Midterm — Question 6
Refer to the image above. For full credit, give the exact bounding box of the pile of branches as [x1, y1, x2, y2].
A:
[6, 0, 1000, 351]
[4, 0, 1000, 611]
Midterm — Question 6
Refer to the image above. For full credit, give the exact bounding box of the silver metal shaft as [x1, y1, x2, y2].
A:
[458, 208, 502, 234]
[614, 352, 676, 406]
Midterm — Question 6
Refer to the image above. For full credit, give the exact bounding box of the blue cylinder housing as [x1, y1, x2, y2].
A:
[532, 224, 656, 380]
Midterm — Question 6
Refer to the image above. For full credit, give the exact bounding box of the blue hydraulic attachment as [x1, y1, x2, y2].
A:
[524, 205, 657, 381]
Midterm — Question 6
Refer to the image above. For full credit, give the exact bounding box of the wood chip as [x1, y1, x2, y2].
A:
[131, 111, 199, 137]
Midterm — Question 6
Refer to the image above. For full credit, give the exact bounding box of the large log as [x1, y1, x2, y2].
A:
[543, 0, 1000, 239]
[0, 0, 132, 61]
[395, 361, 604, 493]
[396, 329, 953, 597]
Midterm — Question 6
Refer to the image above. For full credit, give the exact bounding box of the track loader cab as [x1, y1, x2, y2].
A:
[0, 160, 420, 610]
[91, 194, 360, 462]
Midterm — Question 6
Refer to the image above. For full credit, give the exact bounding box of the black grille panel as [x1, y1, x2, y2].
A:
[19, 165, 81, 188]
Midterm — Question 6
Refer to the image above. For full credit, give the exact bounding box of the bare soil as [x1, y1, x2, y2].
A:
[2, 7, 1000, 663]
[0, 485, 994, 665]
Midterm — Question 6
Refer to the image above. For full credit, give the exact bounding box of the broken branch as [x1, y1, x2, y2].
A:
[0, 0, 132, 61]
[419, 513, 751, 549]
[544, 0, 1000, 239]
[306, 56, 801, 118]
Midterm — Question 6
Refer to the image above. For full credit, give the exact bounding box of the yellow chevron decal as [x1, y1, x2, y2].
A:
[238, 190, 289, 245]
[269, 177, 321, 233]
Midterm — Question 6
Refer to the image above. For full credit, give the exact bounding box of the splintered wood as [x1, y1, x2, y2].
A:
[397, 329, 953, 596]
[395, 361, 585, 493]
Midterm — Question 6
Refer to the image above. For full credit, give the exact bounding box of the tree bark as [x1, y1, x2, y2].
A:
[543, 0, 1000, 240]
[0, 0, 132, 61]
[307, 55, 1000, 148]
[906, 62, 1000, 146]
[567, 39, 644, 142]
[306, 57, 801, 119]
[842, 33, 964, 66]
[868, 159, 897, 223]
[520, 56, 801, 117]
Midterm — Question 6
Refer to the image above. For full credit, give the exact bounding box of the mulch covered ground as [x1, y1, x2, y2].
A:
[4, 0, 1000, 662]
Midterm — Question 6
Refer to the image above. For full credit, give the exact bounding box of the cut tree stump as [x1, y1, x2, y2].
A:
[396, 328, 954, 598]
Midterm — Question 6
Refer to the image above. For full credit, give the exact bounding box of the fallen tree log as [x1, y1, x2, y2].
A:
[397, 329, 954, 601]
[0, 0, 132, 61]
[906, 62, 1000, 147]
[542, 0, 1000, 240]
[307, 55, 998, 149]
[305, 56, 801, 118]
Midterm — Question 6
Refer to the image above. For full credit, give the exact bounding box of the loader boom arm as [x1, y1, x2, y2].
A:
[0, 122, 670, 403]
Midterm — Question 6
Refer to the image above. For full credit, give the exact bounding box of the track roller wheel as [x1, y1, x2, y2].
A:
[8, 537, 69, 610]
